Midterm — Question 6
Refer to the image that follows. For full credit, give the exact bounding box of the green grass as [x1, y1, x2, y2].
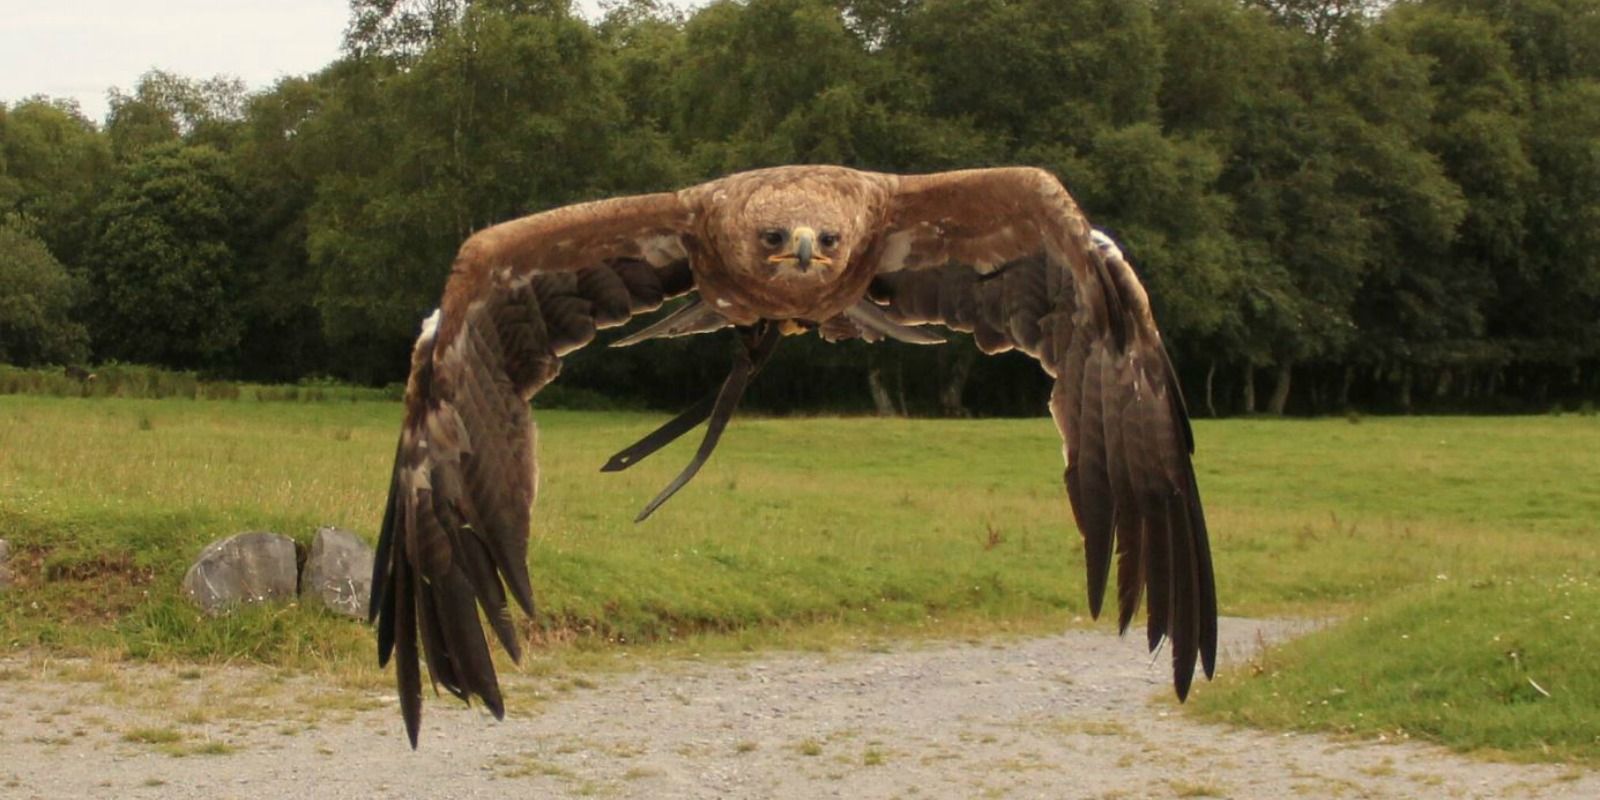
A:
[1196, 574, 1599, 764]
[1183, 415, 1600, 765]
[1, 396, 1597, 763]
[122, 726, 183, 745]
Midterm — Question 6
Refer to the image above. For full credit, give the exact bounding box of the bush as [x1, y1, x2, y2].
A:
[0, 363, 400, 403]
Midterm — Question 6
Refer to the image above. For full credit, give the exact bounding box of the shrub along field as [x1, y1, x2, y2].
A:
[0, 394, 1596, 764]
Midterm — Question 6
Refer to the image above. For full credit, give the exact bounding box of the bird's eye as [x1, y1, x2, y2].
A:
[818, 232, 840, 249]
[760, 230, 786, 248]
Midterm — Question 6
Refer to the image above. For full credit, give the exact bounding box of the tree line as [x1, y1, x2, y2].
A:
[2, 0, 1597, 415]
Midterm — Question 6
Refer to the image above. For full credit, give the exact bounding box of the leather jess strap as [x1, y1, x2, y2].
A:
[600, 322, 783, 521]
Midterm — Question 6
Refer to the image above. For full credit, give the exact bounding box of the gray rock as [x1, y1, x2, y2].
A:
[0, 537, 11, 591]
[182, 531, 299, 615]
[299, 526, 374, 619]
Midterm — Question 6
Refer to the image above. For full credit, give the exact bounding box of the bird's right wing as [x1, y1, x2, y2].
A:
[372, 192, 702, 747]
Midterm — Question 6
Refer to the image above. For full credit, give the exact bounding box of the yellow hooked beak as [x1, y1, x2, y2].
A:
[766, 226, 834, 271]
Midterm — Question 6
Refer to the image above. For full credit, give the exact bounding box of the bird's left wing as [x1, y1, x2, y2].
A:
[866, 168, 1217, 699]
[372, 192, 698, 746]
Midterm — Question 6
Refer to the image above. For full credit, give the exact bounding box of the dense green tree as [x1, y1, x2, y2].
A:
[1341, 3, 1527, 406]
[1154, 0, 1348, 411]
[671, 0, 882, 170]
[1249, 0, 1379, 42]
[0, 218, 89, 366]
[1517, 80, 1600, 358]
[288, 58, 414, 380]
[226, 77, 335, 381]
[84, 144, 249, 369]
[905, 0, 1163, 147]
[304, 0, 682, 381]
[105, 70, 250, 160]
[346, 0, 472, 59]
[1463, 0, 1600, 400]
[1432, 0, 1600, 86]
[595, 1, 690, 130]
[0, 98, 112, 267]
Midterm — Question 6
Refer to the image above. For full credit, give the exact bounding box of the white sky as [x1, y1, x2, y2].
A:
[0, 0, 635, 125]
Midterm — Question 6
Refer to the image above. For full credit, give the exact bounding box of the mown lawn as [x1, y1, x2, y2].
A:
[0, 396, 1596, 763]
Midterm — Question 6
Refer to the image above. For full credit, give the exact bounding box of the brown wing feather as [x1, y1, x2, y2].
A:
[371, 193, 698, 746]
[868, 168, 1217, 700]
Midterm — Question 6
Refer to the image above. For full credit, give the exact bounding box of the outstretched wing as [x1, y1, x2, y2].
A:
[867, 167, 1218, 699]
[371, 192, 697, 746]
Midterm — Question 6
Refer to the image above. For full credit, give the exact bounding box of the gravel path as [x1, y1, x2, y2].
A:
[2, 617, 1593, 799]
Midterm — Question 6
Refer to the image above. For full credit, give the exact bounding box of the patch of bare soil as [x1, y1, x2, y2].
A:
[1, 618, 1593, 799]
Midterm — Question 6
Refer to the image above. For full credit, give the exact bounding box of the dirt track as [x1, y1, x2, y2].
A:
[2, 617, 1593, 799]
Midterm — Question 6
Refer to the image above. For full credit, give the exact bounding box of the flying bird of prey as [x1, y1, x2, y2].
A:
[369, 166, 1217, 746]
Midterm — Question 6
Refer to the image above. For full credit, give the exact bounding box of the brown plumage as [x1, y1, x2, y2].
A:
[370, 166, 1217, 746]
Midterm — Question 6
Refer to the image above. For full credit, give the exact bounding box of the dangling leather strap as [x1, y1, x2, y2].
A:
[600, 322, 782, 521]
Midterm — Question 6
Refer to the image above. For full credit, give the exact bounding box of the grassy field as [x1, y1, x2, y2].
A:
[1, 395, 1597, 763]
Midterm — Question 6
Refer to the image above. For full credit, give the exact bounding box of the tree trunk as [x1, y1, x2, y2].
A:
[894, 359, 909, 416]
[1267, 362, 1293, 415]
[867, 366, 896, 417]
[1434, 368, 1453, 399]
[1241, 364, 1256, 414]
[1338, 364, 1355, 410]
[940, 348, 976, 417]
[1398, 367, 1413, 412]
[1204, 360, 1218, 418]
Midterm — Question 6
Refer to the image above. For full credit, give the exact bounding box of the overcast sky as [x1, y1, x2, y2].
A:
[0, 1, 649, 125]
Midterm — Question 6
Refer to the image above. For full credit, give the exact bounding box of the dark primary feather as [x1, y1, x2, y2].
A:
[370, 256, 693, 747]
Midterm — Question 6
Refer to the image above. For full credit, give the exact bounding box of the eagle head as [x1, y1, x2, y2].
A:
[699, 169, 876, 324]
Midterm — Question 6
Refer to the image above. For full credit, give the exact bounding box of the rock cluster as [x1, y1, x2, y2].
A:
[181, 528, 374, 618]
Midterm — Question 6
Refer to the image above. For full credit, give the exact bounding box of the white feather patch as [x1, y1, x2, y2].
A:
[1091, 229, 1124, 262]
[506, 269, 535, 291]
[425, 400, 472, 454]
[638, 234, 687, 267]
[876, 228, 921, 273]
[418, 308, 441, 342]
